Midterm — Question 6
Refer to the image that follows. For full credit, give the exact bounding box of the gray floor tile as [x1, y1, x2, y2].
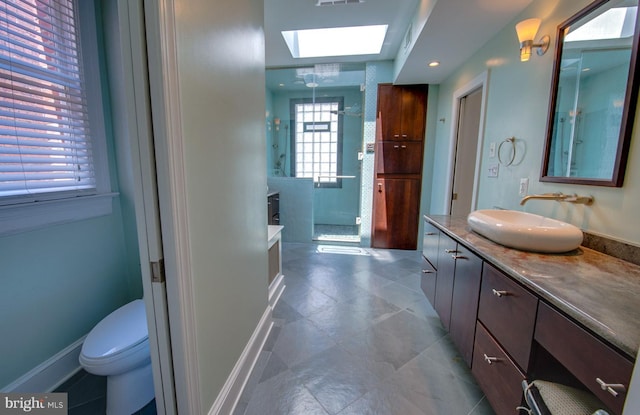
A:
[243, 370, 329, 415]
[291, 345, 379, 414]
[272, 318, 337, 367]
[389, 351, 486, 415]
[337, 385, 427, 415]
[239, 242, 493, 415]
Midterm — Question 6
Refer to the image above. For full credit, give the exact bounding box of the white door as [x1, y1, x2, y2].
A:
[118, 1, 177, 413]
[450, 88, 483, 216]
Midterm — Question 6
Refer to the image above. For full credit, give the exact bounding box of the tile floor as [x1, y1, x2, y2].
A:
[54, 369, 156, 415]
[233, 242, 496, 415]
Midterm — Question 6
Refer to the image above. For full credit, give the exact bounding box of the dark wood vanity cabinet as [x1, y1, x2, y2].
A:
[420, 217, 636, 415]
[477, 263, 538, 370]
[535, 303, 633, 415]
[420, 222, 440, 304]
[430, 231, 483, 366]
[449, 244, 483, 366]
[472, 323, 526, 415]
[267, 192, 279, 225]
[433, 234, 457, 330]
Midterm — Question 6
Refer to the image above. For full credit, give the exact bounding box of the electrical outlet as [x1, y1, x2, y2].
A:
[365, 142, 375, 153]
[488, 164, 499, 178]
[489, 142, 496, 158]
[519, 178, 529, 197]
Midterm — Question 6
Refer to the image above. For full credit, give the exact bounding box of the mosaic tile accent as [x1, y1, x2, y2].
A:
[359, 62, 394, 247]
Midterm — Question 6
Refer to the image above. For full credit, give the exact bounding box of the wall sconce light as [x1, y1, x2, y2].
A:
[515, 18, 550, 62]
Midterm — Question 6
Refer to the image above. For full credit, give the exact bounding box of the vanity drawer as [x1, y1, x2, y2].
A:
[535, 302, 633, 415]
[477, 263, 538, 370]
[472, 322, 525, 415]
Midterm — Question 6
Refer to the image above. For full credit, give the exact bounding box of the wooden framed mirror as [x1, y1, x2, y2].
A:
[541, 0, 640, 186]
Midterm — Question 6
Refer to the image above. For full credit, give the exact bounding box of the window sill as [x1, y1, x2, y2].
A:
[0, 193, 119, 236]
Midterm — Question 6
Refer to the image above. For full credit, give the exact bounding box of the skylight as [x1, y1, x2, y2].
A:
[282, 25, 388, 58]
[565, 7, 637, 42]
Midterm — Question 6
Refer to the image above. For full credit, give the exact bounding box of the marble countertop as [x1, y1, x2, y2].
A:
[268, 225, 283, 243]
[425, 215, 640, 359]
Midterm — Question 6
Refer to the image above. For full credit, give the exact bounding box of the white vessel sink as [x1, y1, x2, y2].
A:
[467, 209, 583, 253]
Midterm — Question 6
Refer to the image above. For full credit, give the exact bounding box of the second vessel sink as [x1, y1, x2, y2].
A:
[467, 209, 583, 253]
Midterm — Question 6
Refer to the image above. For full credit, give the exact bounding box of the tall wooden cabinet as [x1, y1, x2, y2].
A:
[372, 84, 428, 249]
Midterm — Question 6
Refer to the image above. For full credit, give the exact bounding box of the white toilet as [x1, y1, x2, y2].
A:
[79, 299, 155, 415]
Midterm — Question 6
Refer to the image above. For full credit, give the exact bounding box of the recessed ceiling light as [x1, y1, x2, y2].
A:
[428, 61, 440, 67]
[282, 25, 388, 59]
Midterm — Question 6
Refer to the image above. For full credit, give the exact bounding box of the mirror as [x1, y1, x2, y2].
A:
[542, 0, 640, 186]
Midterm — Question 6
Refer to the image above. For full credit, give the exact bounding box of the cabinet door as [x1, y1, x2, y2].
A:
[420, 258, 437, 306]
[376, 83, 402, 141]
[477, 263, 538, 371]
[376, 84, 427, 141]
[535, 303, 633, 415]
[422, 221, 440, 269]
[449, 245, 483, 366]
[434, 234, 457, 330]
[472, 322, 526, 415]
[375, 141, 423, 174]
[371, 178, 421, 249]
[398, 85, 428, 141]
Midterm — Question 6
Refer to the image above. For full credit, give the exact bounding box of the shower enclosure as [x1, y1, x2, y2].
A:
[266, 64, 365, 243]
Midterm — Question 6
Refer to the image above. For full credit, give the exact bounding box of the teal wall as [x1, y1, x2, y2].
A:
[428, 0, 640, 246]
[0, 0, 141, 389]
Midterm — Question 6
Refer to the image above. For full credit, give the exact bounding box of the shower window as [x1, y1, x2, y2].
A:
[291, 97, 343, 187]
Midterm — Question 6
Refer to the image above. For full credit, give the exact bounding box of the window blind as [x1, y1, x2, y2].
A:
[0, 0, 95, 200]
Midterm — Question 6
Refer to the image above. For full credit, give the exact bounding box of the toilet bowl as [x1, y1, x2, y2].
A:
[79, 299, 154, 415]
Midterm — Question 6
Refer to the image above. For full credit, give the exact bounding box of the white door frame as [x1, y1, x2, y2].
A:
[442, 71, 490, 214]
[122, 1, 179, 413]
[143, 1, 202, 413]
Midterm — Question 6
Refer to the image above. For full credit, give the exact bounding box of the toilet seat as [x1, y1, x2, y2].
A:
[80, 299, 150, 375]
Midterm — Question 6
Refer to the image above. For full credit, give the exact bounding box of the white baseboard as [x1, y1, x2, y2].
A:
[208, 306, 273, 415]
[268, 273, 285, 308]
[2, 336, 86, 393]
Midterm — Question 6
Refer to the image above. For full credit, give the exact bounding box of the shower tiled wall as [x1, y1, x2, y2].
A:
[358, 61, 394, 247]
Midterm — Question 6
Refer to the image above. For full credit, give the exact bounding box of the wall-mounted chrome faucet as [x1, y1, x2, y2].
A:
[520, 192, 594, 206]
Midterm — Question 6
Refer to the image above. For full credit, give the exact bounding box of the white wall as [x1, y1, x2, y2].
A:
[168, 0, 268, 410]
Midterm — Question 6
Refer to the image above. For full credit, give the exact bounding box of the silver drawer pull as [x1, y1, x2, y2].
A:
[483, 354, 500, 365]
[444, 249, 459, 253]
[422, 270, 435, 274]
[596, 378, 626, 397]
[425, 232, 436, 236]
[492, 289, 510, 297]
[452, 255, 468, 260]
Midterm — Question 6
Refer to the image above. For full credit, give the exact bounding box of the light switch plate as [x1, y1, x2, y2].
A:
[489, 142, 496, 158]
[488, 164, 499, 178]
[365, 142, 375, 153]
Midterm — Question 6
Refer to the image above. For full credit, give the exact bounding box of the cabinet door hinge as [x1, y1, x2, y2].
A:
[151, 259, 166, 283]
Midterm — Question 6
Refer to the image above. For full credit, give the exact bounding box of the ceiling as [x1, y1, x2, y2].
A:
[265, 0, 536, 89]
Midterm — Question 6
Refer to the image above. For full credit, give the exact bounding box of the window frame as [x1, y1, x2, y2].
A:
[290, 96, 344, 188]
[0, 0, 114, 236]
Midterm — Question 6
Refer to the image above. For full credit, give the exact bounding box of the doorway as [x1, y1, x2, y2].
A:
[445, 72, 488, 216]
